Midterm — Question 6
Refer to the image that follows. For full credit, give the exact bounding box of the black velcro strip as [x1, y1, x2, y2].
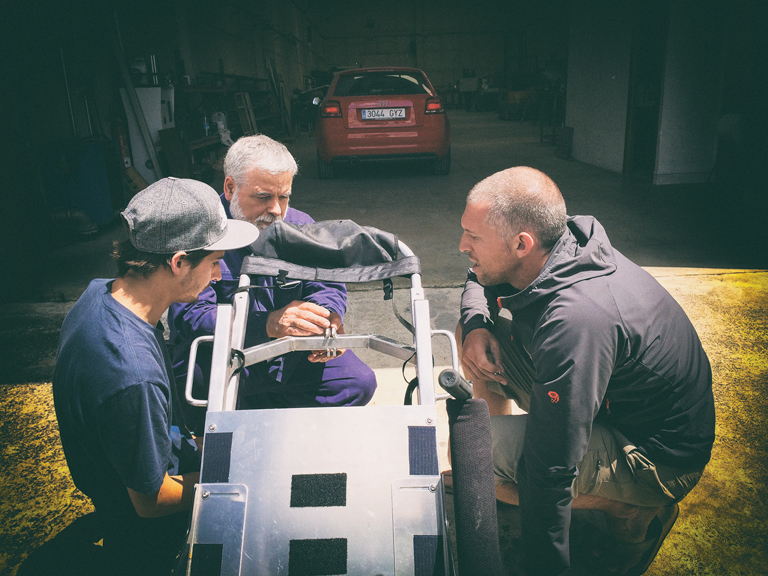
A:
[201, 432, 233, 483]
[408, 426, 439, 476]
[290, 473, 347, 507]
[190, 543, 223, 576]
[414, 535, 445, 576]
[289, 538, 347, 575]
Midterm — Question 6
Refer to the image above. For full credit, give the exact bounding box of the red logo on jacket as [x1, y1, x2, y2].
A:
[548, 391, 560, 403]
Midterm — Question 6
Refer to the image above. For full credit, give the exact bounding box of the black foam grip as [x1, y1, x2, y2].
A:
[446, 398, 504, 576]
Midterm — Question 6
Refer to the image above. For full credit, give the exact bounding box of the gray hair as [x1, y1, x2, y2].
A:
[223, 134, 298, 187]
[467, 166, 567, 251]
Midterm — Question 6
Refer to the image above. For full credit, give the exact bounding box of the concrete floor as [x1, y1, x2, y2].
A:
[1, 111, 767, 575]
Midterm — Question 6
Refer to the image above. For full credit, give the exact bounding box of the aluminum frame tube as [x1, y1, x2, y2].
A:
[241, 334, 416, 367]
[222, 274, 252, 411]
[202, 239, 442, 412]
[397, 241, 437, 406]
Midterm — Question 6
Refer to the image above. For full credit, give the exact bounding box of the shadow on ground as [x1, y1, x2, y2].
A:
[15, 513, 103, 576]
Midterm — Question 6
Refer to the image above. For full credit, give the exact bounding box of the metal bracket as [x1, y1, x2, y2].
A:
[324, 325, 338, 358]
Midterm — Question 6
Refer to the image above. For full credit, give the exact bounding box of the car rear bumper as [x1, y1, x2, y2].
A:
[328, 152, 441, 165]
[317, 122, 450, 163]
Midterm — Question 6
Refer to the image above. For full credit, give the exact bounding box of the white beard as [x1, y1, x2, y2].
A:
[230, 188, 286, 231]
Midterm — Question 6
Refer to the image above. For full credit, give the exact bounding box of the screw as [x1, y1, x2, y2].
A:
[429, 484, 437, 492]
[426, 418, 433, 424]
[202, 491, 210, 499]
[208, 424, 217, 431]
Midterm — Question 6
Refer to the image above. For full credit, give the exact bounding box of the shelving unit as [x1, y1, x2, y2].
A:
[195, 71, 279, 137]
[172, 74, 281, 180]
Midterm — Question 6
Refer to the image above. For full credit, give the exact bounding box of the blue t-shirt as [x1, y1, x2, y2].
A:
[53, 279, 200, 518]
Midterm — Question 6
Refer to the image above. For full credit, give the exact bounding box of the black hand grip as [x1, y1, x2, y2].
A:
[446, 398, 504, 576]
[438, 368, 473, 400]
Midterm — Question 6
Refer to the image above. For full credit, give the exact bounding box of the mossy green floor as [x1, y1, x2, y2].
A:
[643, 270, 768, 576]
[0, 384, 93, 575]
[1, 269, 766, 575]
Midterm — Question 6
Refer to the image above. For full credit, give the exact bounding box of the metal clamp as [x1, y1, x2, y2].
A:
[324, 325, 338, 358]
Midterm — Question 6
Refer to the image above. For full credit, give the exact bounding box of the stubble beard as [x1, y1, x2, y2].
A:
[475, 267, 503, 287]
[472, 254, 518, 287]
[177, 274, 210, 303]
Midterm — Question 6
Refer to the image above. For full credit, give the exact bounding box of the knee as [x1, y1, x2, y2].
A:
[318, 355, 377, 406]
[345, 364, 377, 405]
[495, 480, 520, 506]
[454, 322, 463, 356]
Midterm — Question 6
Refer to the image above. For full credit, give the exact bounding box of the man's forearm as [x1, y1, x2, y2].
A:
[128, 471, 199, 518]
[459, 276, 496, 340]
[302, 280, 348, 318]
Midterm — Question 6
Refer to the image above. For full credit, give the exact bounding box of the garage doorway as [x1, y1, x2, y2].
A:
[623, 1, 669, 180]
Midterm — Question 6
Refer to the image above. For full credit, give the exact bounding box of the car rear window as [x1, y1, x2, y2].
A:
[333, 72, 434, 97]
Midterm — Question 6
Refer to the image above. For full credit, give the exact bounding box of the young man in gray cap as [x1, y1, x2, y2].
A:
[53, 177, 259, 576]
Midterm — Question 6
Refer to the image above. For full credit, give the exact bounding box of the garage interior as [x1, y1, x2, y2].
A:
[1, 0, 766, 575]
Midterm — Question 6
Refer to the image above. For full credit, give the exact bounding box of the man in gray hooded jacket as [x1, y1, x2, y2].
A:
[456, 167, 714, 576]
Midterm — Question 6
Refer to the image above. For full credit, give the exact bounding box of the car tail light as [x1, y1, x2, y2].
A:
[321, 100, 342, 118]
[425, 98, 445, 114]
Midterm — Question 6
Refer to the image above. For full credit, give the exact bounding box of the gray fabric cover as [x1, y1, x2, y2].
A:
[241, 220, 421, 283]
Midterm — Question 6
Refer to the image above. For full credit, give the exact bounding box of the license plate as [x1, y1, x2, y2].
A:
[362, 108, 406, 120]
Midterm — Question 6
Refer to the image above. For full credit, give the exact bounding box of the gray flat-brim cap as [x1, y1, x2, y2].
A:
[122, 177, 258, 253]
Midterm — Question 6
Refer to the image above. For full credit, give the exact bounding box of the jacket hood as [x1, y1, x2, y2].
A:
[500, 215, 617, 310]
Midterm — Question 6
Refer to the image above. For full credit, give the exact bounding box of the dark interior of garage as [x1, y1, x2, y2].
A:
[3, 0, 766, 300]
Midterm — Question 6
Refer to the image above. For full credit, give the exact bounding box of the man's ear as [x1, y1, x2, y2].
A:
[511, 232, 536, 257]
[223, 176, 236, 201]
[169, 252, 187, 276]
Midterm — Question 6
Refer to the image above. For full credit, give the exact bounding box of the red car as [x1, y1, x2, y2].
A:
[315, 67, 451, 178]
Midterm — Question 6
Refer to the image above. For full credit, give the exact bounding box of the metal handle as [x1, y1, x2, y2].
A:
[430, 329, 460, 372]
[429, 328, 464, 402]
[185, 335, 214, 407]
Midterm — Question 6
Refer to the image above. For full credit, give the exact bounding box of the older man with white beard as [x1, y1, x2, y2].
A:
[167, 135, 376, 431]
